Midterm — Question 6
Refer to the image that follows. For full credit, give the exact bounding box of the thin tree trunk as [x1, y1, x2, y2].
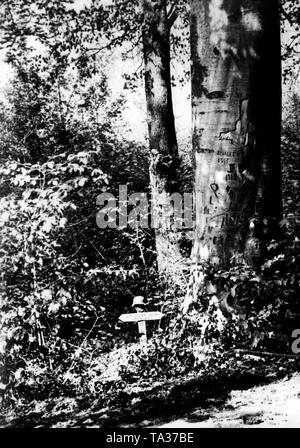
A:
[141, 0, 183, 280]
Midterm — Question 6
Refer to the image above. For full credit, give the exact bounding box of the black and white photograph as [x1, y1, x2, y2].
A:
[0, 0, 299, 431]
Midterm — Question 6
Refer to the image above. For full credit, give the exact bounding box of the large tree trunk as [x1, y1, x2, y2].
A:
[183, 0, 282, 311]
[141, 0, 183, 280]
[190, 0, 281, 267]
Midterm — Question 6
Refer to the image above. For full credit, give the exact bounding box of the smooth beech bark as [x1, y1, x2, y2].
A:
[190, 0, 282, 268]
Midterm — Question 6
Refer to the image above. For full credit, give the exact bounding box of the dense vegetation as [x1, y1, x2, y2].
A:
[0, 0, 299, 421]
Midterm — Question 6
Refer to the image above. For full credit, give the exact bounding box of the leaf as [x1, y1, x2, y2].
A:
[42, 221, 52, 233]
[41, 289, 52, 301]
[59, 217, 67, 227]
[1, 211, 10, 223]
[48, 302, 60, 314]
[78, 177, 87, 187]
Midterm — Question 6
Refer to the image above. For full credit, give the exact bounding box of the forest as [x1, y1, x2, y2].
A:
[0, 0, 299, 428]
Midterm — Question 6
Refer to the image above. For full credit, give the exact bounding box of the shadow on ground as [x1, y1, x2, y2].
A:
[0, 370, 281, 428]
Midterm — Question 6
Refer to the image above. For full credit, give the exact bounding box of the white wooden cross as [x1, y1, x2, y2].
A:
[119, 311, 164, 344]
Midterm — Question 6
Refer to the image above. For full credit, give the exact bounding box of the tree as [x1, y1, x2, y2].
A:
[183, 0, 282, 309]
[280, 0, 300, 81]
[0, 0, 190, 282]
[140, 0, 184, 279]
[191, 0, 281, 263]
[0, 0, 284, 295]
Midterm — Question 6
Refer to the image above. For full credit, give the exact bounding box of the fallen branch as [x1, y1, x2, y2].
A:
[233, 349, 300, 359]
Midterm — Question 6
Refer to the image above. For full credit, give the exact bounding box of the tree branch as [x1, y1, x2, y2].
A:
[233, 349, 300, 359]
[167, 3, 178, 28]
[72, 32, 128, 62]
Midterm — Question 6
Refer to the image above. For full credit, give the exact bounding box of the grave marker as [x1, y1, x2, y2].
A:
[119, 311, 164, 344]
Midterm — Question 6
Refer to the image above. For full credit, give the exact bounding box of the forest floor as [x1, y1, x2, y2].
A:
[0, 357, 299, 428]
[154, 373, 300, 428]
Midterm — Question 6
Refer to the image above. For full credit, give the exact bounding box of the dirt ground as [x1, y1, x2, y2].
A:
[1, 372, 299, 428]
[153, 374, 300, 428]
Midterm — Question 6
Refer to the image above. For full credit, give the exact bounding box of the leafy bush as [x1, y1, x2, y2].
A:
[0, 59, 156, 405]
